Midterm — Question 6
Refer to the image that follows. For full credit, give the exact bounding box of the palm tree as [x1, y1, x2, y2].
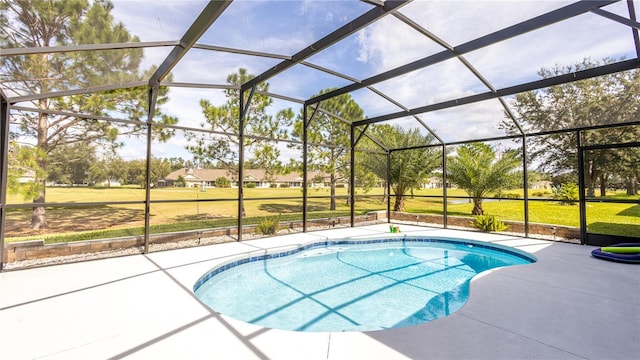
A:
[447, 143, 521, 215]
[359, 125, 440, 212]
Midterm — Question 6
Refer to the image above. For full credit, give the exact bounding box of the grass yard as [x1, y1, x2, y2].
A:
[4, 186, 638, 242]
[4, 187, 387, 242]
[401, 196, 640, 236]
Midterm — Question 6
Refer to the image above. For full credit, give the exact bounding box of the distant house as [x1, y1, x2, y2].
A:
[96, 178, 122, 187]
[162, 168, 231, 188]
[531, 180, 553, 190]
[421, 176, 455, 189]
[16, 168, 36, 183]
[162, 168, 341, 188]
[422, 177, 441, 189]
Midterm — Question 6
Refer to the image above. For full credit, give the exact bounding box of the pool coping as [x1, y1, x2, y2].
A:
[192, 234, 537, 293]
[1, 224, 638, 359]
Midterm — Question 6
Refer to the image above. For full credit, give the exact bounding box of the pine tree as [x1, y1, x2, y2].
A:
[1, 0, 178, 229]
[291, 90, 363, 210]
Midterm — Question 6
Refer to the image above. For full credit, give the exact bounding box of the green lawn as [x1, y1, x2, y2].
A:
[401, 196, 639, 235]
[4, 186, 638, 242]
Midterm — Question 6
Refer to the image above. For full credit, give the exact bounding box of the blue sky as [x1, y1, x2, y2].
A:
[105, 0, 638, 162]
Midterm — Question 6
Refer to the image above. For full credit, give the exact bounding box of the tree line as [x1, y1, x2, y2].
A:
[8, 139, 191, 189]
[504, 59, 640, 197]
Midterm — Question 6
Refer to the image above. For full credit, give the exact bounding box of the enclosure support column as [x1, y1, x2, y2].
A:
[350, 125, 370, 227]
[238, 90, 244, 240]
[442, 144, 448, 229]
[302, 103, 320, 232]
[522, 134, 530, 237]
[238, 86, 256, 241]
[386, 151, 391, 223]
[302, 105, 308, 232]
[143, 85, 159, 254]
[349, 124, 356, 227]
[577, 131, 587, 245]
[0, 92, 9, 271]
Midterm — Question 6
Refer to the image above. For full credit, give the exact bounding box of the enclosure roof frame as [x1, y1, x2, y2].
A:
[305, 0, 619, 106]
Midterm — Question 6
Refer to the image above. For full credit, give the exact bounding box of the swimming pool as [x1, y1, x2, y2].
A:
[194, 236, 536, 332]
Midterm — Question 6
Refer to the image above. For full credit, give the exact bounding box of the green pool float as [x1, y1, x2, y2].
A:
[600, 246, 640, 254]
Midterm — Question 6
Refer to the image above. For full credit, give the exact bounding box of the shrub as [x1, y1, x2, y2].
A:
[175, 175, 186, 188]
[279, 183, 290, 188]
[494, 192, 520, 199]
[532, 191, 549, 197]
[256, 213, 281, 235]
[214, 177, 231, 188]
[552, 182, 578, 205]
[245, 182, 256, 188]
[471, 214, 509, 232]
[270, 183, 278, 188]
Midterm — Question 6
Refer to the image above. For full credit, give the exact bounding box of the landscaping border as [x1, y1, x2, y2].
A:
[390, 212, 580, 240]
[2, 212, 581, 267]
[3, 213, 382, 265]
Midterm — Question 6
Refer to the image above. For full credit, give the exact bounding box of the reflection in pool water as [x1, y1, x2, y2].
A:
[194, 238, 535, 332]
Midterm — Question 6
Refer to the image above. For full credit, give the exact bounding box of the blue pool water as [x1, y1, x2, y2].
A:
[194, 237, 535, 332]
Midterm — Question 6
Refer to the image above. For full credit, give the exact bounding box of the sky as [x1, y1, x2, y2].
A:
[88, 0, 640, 162]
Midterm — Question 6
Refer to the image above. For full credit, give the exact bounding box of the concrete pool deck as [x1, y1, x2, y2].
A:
[1, 224, 638, 359]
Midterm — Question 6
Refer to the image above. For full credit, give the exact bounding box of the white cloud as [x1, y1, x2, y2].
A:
[417, 99, 509, 143]
[150, 134, 194, 160]
[325, 11, 335, 23]
[109, 0, 638, 148]
[118, 136, 147, 161]
[465, 11, 637, 88]
[356, 29, 371, 63]
[350, 88, 405, 118]
[355, 14, 444, 73]
[111, 1, 208, 41]
[349, 1, 636, 143]
[160, 87, 220, 127]
[399, 1, 569, 47]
